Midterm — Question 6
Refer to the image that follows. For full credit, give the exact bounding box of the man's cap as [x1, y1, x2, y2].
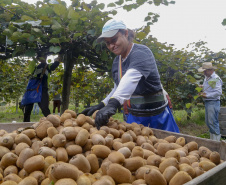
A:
[97, 19, 127, 43]
[198, 62, 217, 73]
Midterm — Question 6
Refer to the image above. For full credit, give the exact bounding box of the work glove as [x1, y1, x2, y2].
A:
[95, 98, 121, 129]
[80, 102, 105, 116]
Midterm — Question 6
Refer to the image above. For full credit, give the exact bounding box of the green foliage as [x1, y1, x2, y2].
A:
[186, 103, 192, 109]
[49, 46, 61, 53]
[112, 112, 124, 122]
[173, 108, 205, 126]
[198, 132, 209, 139]
[222, 18, 226, 26]
[0, 0, 225, 112]
[141, 37, 226, 110]
[0, 58, 29, 104]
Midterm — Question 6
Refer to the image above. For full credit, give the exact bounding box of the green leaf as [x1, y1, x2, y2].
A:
[97, 3, 105, 10]
[169, 1, 176, 4]
[59, 36, 70, 42]
[82, 3, 91, 11]
[194, 95, 199, 100]
[186, 103, 191, 109]
[153, 0, 162, 6]
[222, 19, 226, 26]
[195, 87, 203, 92]
[107, 3, 116, 7]
[33, 28, 42, 33]
[123, 4, 133, 11]
[10, 31, 23, 41]
[39, 16, 50, 21]
[22, 33, 31, 39]
[187, 75, 196, 83]
[194, 74, 201, 79]
[49, 38, 60, 43]
[53, 4, 67, 17]
[21, 15, 34, 21]
[143, 26, 150, 34]
[109, 10, 117, 15]
[49, 46, 61, 53]
[68, 8, 80, 19]
[136, 32, 146, 40]
[52, 20, 62, 30]
[3, 29, 13, 37]
[144, 15, 151, 22]
[115, 0, 124, 5]
[208, 78, 219, 88]
[73, 33, 82, 39]
[25, 49, 36, 57]
[29, 60, 36, 73]
[80, 17, 88, 21]
[68, 20, 78, 31]
[87, 29, 95, 36]
[136, 0, 146, 5]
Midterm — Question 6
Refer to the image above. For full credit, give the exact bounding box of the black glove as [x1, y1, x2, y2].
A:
[80, 102, 105, 116]
[95, 98, 121, 129]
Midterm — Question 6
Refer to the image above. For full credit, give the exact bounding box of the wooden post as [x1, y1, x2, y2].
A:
[219, 107, 226, 137]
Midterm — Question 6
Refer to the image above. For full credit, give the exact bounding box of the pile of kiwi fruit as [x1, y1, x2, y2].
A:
[0, 109, 223, 185]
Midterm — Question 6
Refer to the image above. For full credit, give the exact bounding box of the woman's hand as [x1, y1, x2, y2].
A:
[80, 102, 105, 116]
[95, 98, 121, 129]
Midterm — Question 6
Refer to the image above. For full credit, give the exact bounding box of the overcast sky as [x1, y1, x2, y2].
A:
[22, 0, 226, 52]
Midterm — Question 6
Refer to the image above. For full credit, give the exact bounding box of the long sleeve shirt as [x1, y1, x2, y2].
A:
[203, 72, 222, 101]
[102, 43, 162, 106]
[102, 69, 142, 105]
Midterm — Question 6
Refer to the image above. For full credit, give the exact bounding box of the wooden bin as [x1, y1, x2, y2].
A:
[219, 107, 226, 137]
[152, 128, 226, 185]
[1, 123, 226, 185]
[0, 122, 35, 133]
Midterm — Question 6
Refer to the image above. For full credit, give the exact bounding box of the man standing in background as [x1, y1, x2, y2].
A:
[198, 62, 223, 141]
[53, 93, 61, 116]
[33, 103, 39, 115]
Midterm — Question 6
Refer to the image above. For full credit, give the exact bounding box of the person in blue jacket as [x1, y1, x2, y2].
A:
[23, 53, 61, 122]
[81, 19, 179, 133]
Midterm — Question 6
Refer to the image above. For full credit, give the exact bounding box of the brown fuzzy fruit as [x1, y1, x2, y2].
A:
[209, 151, 221, 165]
[47, 114, 61, 127]
[144, 168, 167, 185]
[107, 163, 132, 184]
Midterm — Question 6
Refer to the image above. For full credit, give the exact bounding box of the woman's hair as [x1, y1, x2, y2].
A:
[119, 29, 135, 42]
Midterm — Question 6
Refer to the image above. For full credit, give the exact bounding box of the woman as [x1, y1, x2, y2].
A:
[81, 19, 179, 133]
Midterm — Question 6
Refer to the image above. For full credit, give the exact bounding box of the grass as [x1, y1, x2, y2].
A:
[0, 102, 84, 123]
[0, 103, 209, 139]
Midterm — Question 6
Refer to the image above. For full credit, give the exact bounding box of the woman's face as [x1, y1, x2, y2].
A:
[104, 30, 129, 57]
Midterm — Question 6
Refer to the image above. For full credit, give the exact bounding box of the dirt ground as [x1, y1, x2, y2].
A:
[177, 122, 209, 138]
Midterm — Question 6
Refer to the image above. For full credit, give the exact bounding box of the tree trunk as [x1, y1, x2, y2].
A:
[75, 100, 79, 113]
[16, 97, 19, 113]
[61, 54, 74, 113]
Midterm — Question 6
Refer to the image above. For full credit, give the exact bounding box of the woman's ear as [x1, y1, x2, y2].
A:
[125, 29, 129, 38]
